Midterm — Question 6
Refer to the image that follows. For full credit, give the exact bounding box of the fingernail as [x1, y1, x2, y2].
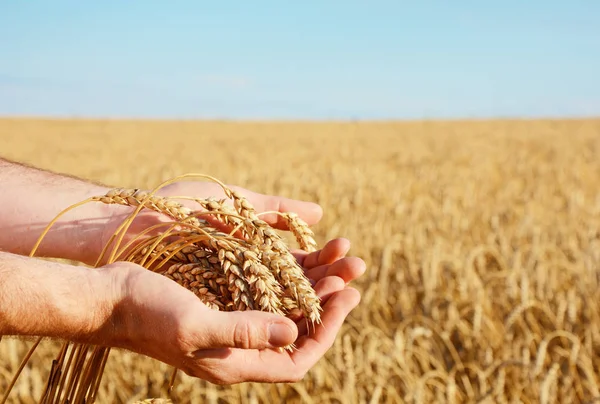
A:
[268, 322, 295, 347]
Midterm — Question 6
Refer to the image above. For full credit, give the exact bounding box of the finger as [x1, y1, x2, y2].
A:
[197, 310, 298, 350]
[218, 288, 360, 383]
[204, 287, 361, 384]
[236, 187, 323, 229]
[305, 256, 366, 284]
[291, 287, 361, 368]
[302, 238, 351, 269]
[287, 275, 346, 323]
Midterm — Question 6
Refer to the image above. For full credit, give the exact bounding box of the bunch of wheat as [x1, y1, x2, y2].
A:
[2, 174, 322, 404]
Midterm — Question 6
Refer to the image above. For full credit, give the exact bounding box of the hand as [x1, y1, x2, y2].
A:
[98, 181, 324, 265]
[159, 181, 324, 230]
[99, 239, 364, 385]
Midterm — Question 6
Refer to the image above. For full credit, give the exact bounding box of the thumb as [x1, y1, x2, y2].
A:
[204, 311, 298, 350]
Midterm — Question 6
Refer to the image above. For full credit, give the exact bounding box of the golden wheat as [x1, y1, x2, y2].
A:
[1, 118, 600, 403]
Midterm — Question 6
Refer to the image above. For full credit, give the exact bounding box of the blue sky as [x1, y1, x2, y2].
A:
[1, 1, 599, 120]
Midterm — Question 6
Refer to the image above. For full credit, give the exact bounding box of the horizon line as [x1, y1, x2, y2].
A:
[1, 113, 599, 124]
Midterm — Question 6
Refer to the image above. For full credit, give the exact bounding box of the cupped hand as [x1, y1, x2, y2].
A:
[186, 279, 361, 384]
[97, 243, 364, 385]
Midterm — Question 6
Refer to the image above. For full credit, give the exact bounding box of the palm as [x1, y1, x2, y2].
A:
[179, 256, 362, 384]
[187, 238, 364, 383]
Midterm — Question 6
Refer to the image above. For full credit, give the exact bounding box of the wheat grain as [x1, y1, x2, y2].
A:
[281, 212, 318, 253]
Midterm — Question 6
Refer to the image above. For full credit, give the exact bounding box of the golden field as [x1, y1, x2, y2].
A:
[1, 117, 600, 403]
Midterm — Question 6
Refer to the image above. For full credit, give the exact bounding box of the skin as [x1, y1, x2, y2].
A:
[0, 157, 365, 384]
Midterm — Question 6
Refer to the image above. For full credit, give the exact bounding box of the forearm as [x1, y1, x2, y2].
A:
[0, 251, 117, 342]
[0, 157, 112, 265]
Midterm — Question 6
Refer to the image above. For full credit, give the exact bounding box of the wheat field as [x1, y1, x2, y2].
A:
[1, 117, 599, 403]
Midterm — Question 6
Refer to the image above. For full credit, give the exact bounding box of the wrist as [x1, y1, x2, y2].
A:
[14, 184, 113, 266]
[63, 185, 113, 266]
[77, 265, 128, 345]
[97, 204, 174, 266]
[0, 253, 121, 342]
[88, 262, 141, 349]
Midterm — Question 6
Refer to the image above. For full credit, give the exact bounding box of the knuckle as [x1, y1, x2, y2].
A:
[233, 320, 260, 349]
